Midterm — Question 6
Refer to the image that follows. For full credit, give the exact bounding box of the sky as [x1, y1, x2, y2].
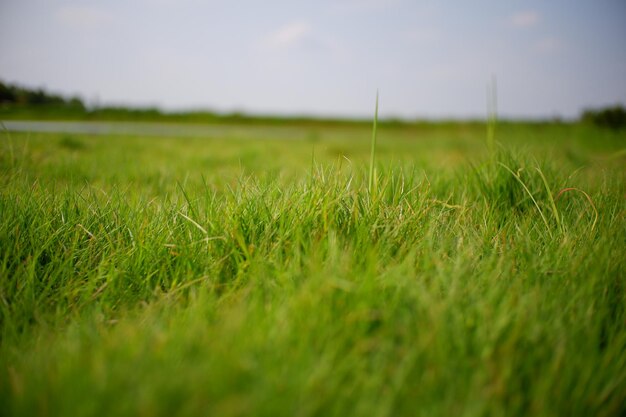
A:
[1, 0, 625, 119]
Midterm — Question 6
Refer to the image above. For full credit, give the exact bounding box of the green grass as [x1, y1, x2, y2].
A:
[0, 121, 625, 416]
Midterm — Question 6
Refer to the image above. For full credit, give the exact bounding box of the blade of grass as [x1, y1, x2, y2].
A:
[368, 91, 379, 197]
[486, 75, 497, 155]
[535, 167, 564, 235]
[555, 187, 599, 232]
[497, 162, 552, 237]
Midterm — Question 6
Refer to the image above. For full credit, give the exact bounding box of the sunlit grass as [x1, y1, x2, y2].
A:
[0, 122, 625, 416]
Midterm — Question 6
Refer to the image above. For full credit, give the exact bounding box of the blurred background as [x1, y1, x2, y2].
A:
[1, 0, 625, 121]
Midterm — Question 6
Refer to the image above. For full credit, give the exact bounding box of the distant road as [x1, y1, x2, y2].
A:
[0, 120, 314, 139]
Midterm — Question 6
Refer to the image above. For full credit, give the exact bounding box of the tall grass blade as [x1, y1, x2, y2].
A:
[487, 75, 497, 155]
[368, 90, 379, 196]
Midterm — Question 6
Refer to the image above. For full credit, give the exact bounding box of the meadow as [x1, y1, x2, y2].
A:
[0, 120, 625, 416]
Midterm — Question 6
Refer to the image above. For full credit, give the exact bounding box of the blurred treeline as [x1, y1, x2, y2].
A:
[581, 106, 626, 130]
[1, 79, 625, 128]
[1, 80, 85, 111]
[0, 80, 372, 126]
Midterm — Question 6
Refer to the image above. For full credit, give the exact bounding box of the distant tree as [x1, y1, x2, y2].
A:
[581, 105, 626, 130]
[68, 97, 86, 111]
[0, 81, 18, 103]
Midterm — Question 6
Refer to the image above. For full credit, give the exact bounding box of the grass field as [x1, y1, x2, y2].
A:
[1, 121, 625, 416]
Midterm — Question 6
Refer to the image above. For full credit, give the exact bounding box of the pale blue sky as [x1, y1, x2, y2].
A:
[1, 0, 625, 119]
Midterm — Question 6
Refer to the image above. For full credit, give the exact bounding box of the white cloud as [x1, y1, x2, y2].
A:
[264, 21, 312, 48]
[510, 11, 540, 28]
[54, 5, 115, 30]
